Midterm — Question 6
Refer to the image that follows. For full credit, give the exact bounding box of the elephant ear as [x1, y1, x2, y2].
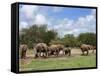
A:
[37, 43, 42, 48]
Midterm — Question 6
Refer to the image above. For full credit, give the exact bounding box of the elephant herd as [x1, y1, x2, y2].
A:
[33, 43, 71, 58]
[20, 43, 96, 59]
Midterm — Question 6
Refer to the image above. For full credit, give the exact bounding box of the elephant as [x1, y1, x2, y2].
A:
[48, 45, 59, 56]
[57, 44, 64, 52]
[20, 44, 28, 59]
[89, 45, 96, 53]
[34, 43, 48, 58]
[63, 48, 71, 56]
[80, 44, 94, 55]
[48, 44, 64, 56]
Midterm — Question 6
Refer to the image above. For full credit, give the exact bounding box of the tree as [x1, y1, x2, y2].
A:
[78, 33, 96, 46]
[43, 30, 57, 45]
[50, 38, 64, 45]
[19, 24, 57, 48]
[62, 34, 77, 47]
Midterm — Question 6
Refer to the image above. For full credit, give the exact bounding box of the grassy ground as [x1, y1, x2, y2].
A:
[19, 54, 96, 71]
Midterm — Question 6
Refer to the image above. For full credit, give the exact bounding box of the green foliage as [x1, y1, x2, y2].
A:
[50, 33, 96, 47]
[19, 25, 57, 48]
[62, 34, 77, 47]
[78, 33, 96, 46]
[43, 30, 57, 45]
[19, 24, 96, 48]
[49, 37, 63, 45]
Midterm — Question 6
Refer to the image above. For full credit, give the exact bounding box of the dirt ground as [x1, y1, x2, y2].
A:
[25, 48, 96, 58]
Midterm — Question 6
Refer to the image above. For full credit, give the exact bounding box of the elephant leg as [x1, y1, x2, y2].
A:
[43, 52, 46, 58]
[68, 50, 71, 56]
[42, 50, 47, 58]
[65, 51, 67, 55]
[35, 49, 40, 58]
[56, 50, 59, 56]
[81, 50, 84, 55]
[44, 52, 47, 58]
[86, 50, 89, 55]
[38, 52, 41, 57]
[55, 51, 57, 56]
[35, 51, 39, 58]
[81, 48, 84, 55]
[54, 51, 57, 56]
[92, 49, 94, 54]
[48, 51, 51, 56]
[41, 52, 44, 57]
[45, 52, 48, 58]
[53, 51, 55, 55]
[66, 51, 68, 55]
[23, 51, 26, 58]
[57, 51, 59, 56]
[63, 51, 65, 55]
[35, 53, 38, 58]
[21, 51, 26, 59]
[21, 51, 23, 59]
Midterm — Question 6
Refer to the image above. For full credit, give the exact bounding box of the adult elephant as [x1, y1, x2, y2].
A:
[48, 45, 59, 56]
[48, 44, 64, 56]
[33, 43, 48, 58]
[80, 44, 93, 55]
[89, 45, 96, 54]
[20, 44, 28, 59]
[57, 44, 64, 52]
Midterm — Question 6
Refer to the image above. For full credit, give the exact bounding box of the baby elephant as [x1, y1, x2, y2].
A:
[63, 48, 71, 56]
[20, 44, 28, 59]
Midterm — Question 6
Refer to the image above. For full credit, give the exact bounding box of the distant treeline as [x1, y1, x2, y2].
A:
[19, 25, 96, 48]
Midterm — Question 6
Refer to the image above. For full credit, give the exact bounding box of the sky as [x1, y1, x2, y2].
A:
[19, 4, 96, 37]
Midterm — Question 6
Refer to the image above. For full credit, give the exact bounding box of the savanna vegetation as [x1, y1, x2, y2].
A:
[19, 24, 96, 49]
[19, 24, 96, 71]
